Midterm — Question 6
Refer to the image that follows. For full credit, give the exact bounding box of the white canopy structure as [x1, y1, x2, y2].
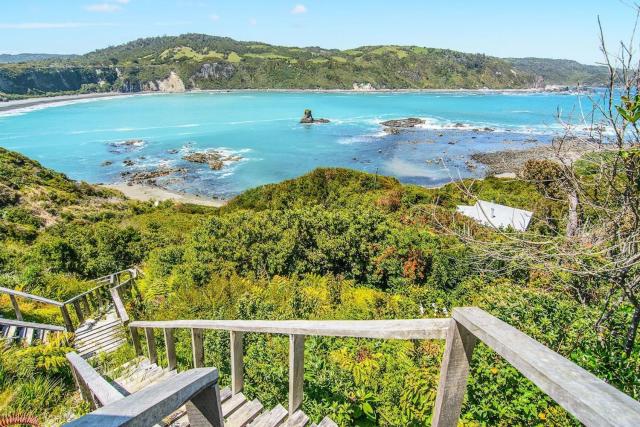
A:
[456, 200, 533, 231]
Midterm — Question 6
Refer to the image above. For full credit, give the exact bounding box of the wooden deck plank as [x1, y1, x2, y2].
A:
[284, 410, 309, 427]
[317, 417, 337, 427]
[222, 392, 247, 417]
[226, 399, 263, 427]
[250, 404, 287, 427]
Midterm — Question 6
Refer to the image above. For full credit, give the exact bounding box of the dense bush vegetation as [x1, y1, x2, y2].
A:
[0, 156, 637, 425]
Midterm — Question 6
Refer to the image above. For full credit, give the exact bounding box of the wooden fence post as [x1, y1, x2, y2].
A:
[72, 300, 84, 324]
[144, 328, 157, 365]
[164, 328, 177, 371]
[231, 331, 244, 394]
[432, 319, 477, 427]
[9, 295, 22, 321]
[130, 326, 143, 356]
[192, 328, 204, 368]
[289, 334, 305, 415]
[60, 305, 74, 332]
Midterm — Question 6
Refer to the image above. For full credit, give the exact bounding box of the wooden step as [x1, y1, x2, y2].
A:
[75, 319, 121, 337]
[127, 369, 177, 393]
[79, 339, 126, 358]
[250, 404, 288, 427]
[76, 331, 124, 352]
[284, 410, 309, 427]
[226, 399, 263, 427]
[75, 322, 122, 341]
[222, 393, 248, 417]
[317, 417, 338, 427]
[220, 387, 232, 403]
[115, 363, 161, 388]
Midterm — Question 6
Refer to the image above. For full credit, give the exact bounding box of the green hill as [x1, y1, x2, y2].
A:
[506, 57, 610, 86]
[0, 35, 611, 96]
[1, 34, 535, 95]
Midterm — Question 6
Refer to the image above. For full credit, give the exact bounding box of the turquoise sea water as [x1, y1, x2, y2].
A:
[0, 91, 595, 198]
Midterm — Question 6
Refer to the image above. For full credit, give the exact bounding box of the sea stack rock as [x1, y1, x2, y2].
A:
[300, 109, 330, 124]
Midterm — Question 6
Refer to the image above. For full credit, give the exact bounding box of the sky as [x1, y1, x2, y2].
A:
[1, 0, 638, 64]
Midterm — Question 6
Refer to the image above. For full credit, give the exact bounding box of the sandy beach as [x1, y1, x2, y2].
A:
[105, 183, 227, 207]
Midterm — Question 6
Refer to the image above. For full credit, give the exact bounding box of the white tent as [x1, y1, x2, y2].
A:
[456, 200, 533, 231]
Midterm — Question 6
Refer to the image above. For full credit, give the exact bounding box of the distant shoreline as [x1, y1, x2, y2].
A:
[0, 87, 587, 114]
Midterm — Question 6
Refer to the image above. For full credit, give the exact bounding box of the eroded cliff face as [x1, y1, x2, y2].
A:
[142, 71, 186, 92]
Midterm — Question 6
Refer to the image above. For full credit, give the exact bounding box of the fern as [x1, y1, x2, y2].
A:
[0, 414, 39, 427]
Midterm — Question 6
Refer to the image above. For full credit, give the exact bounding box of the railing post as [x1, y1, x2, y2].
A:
[93, 289, 103, 312]
[72, 300, 84, 324]
[60, 305, 74, 332]
[230, 331, 244, 394]
[80, 295, 91, 317]
[145, 328, 158, 364]
[192, 328, 204, 368]
[9, 295, 22, 321]
[432, 319, 477, 427]
[164, 328, 177, 371]
[185, 382, 224, 427]
[289, 334, 305, 415]
[130, 326, 143, 356]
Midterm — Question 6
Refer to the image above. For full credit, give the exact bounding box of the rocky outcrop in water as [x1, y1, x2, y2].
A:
[108, 140, 145, 154]
[380, 118, 425, 128]
[183, 150, 243, 170]
[300, 109, 330, 124]
[121, 167, 187, 185]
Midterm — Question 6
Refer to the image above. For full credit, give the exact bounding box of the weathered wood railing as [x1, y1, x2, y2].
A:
[0, 267, 142, 334]
[128, 308, 640, 427]
[0, 318, 66, 346]
[62, 267, 141, 331]
[65, 351, 224, 426]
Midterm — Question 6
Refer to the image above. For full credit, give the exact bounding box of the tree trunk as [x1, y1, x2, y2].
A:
[566, 190, 580, 238]
[625, 305, 640, 357]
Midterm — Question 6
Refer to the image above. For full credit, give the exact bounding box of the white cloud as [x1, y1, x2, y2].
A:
[291, 4, 307, 14]
[85, 3, 122, 13]
[0, 22, 116, 29]
[249, 17, 257, 26]
[210, 14, 220, 22]
[114, 0, 130, 3]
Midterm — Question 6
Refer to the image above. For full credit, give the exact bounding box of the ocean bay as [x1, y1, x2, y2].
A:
[0, 90, 588, 198]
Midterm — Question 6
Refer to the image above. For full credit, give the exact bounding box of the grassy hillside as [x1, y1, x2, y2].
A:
[1, 34, 535, 95]
[507, 57, 610, 86]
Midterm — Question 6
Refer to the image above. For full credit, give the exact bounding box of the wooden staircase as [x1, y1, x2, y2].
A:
[73, 308, 127, 359]
[104, 357, 337, 427]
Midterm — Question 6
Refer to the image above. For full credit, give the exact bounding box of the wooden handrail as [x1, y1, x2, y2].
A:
[0, 286, 63, 307]
[64, 368, 223, 427]
[449, 307, 640, 427]
[128, 318, 450, 339]
[66, 352, 125, 409]
[0, 318, 66, 332]
[127, 310, 640, 427]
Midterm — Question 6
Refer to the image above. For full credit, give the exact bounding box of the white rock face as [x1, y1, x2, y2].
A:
[352, 82, 376, 91]
[157, 71, 186, 92]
